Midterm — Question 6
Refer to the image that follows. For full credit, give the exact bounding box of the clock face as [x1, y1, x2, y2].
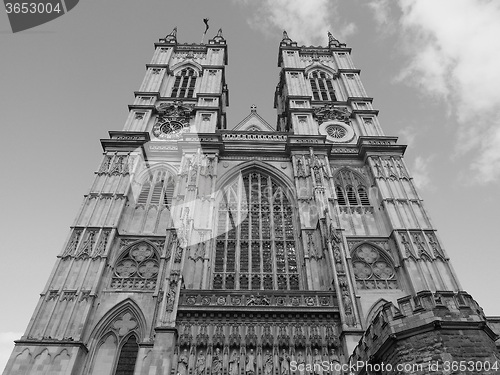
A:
[152, 120, 184, 139]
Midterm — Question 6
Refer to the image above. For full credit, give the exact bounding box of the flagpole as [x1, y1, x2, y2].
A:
[201, 18, 209, 44]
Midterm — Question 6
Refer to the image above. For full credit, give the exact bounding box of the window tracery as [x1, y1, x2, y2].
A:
[110, 242, 160, 290]
[171, 68, 197, 98]
[334, 169, 371, 206]
[309, 70, 336, 101]
[351, 243, 398, 289]
[213, 171, 300, 290]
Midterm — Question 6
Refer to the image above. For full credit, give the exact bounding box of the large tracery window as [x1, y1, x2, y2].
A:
[171, 67, 197, 98]
[213, 171, 300, 290]
[309, 70, 337, 101]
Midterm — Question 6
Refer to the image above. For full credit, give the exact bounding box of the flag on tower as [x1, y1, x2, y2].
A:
[203, 18, 209, 34]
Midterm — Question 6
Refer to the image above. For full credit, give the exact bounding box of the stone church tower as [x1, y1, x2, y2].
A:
[3, 28, 499, 375]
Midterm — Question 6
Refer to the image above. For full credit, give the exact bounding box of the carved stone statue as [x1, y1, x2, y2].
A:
[165, 288, 176, 311]
[245, 348, 256, 375]
[211, 348, 223, 375]
[312, 349, 323, 375]
[196, 351, 206, 375]
[177, 349, 189, 375]
[296, 351, 305, 375]
[279, 349, 290, 375]
[263, 349, 273, 375]
[229, 350, 239, 375]
[329, 348, 341, 375]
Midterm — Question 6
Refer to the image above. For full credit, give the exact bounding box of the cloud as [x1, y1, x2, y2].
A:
[0, 332, 22, 370]
[411, 156, 434, 191]
[398, 125, 419, 145]
[233, 0, 356, 45]
[368, 0, 396, 34]
[369, 0, 500, 183]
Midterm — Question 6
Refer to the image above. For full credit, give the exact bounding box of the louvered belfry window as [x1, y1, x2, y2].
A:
[309, 70, 336, 101]
[171, 68, 197, 98]
[334, 169, 371, 207]
[213, 171, 300, 290]
[136, 170, 175, 207]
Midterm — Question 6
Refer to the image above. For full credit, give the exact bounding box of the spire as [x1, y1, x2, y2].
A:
[209, 28, 226, 45]
[327, 31, 346, 48]
[280, 30, 297, 47]
[164, 27, 178, 44]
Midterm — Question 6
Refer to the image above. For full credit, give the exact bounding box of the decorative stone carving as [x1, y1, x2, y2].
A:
[426, 232, 444, 258]
[212, 324, 225, 347]
[109, 155, 128, 175]
[178, 324, 192, 347]
[246, 325, 257, 347]
[76, 230, 96, 258]
[63, 230, 82, 257]
[246, 295, 270, 306]
[277, 325, 289, 347]
[229, 325, 241, 346]
[195, 325, 209, 347]
[313, 105, 350, 124]
[412, 232, 431, 258]
[293, 325, 306, 347]
[94, 230, 110, 256]
[98, 156, 112, 174]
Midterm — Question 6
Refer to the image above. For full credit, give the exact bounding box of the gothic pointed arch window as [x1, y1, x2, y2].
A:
[110, 241, 160, 290]
[351, 243, 398, 290]
[171, 67, 197, 98]
[88, 305, 145, 375]
[309, 70, 336, 101]
[334, 169, 371, 207]
[114, 334, 139, 375]
[213, 170, 300, 290]
[137, 170, 175, 208]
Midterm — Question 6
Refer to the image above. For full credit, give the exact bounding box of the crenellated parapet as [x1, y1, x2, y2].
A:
[351, 291, 499, 373]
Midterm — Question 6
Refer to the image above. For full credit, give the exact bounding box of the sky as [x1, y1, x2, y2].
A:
[1, 0, 500, 369]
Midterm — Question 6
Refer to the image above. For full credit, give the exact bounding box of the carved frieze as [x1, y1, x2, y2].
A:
[313, 105, 351, 125]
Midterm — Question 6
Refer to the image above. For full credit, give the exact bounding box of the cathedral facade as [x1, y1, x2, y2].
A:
[3, 28, 500, 375]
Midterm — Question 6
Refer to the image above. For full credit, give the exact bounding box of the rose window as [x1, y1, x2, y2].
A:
[326, 125, 346, 139]
[111, 242, 159, 290]
[351, 244, 397, 290]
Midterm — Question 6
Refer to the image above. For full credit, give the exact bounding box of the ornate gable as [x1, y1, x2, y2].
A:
[232, 105, 274, 131]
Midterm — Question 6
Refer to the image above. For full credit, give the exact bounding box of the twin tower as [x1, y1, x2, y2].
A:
[4, 28, 499, 375]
